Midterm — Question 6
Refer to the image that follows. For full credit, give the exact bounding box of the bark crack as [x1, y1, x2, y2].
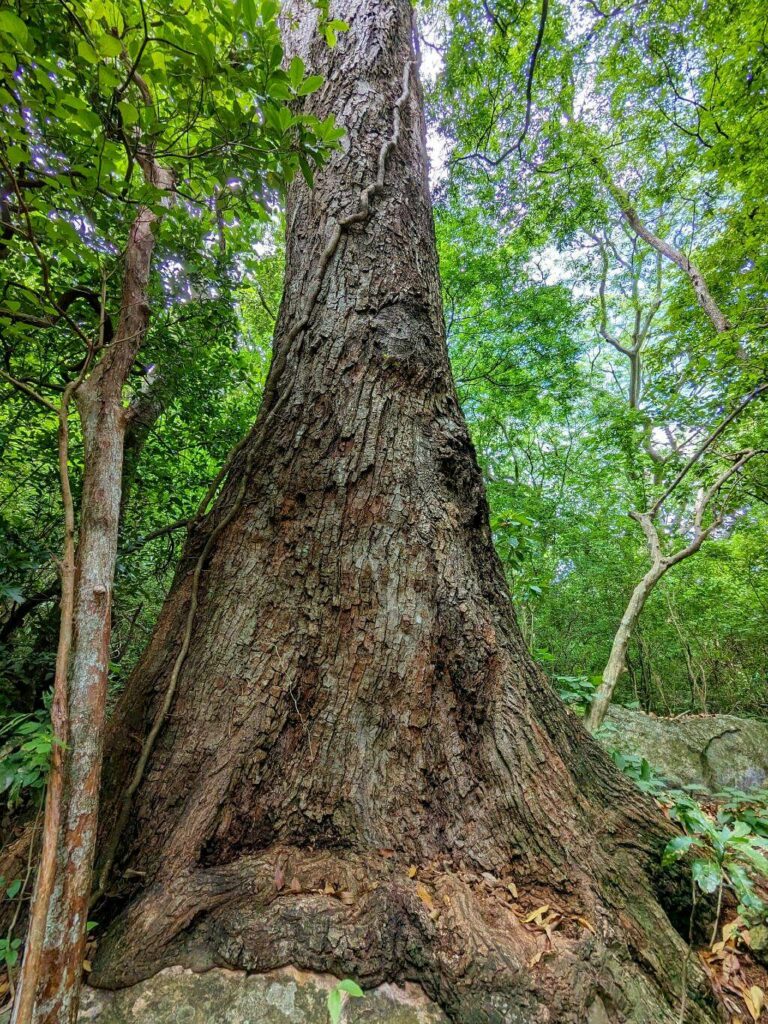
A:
[91, 54, 414, 907]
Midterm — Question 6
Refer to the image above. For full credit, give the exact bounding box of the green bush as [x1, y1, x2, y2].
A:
[0, 699, 54, 810]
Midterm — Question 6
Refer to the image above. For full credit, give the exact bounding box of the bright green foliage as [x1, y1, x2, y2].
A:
[552, 674, 599, 713]
[326, 979, 364, 1024]
[0, 703, 54, 809]
[1, 0, 767, 744]
[662, 791, 768, 918]
[609, 751, 768, 923]
[1, 0, 340, 714]
[428, 0, 768, 716]
[0, 0, 340, 355]
[0, 935, 22, 970]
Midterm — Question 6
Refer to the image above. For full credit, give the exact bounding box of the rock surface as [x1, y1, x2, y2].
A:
[602, 706, 768, 792]
[78, 966, 448, 1024]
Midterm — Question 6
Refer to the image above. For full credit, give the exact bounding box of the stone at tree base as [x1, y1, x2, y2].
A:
[602, 706, 768, 792]
[78, 966, 449, 1024]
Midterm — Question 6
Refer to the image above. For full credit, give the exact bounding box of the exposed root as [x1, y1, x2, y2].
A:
[90, 845, 720, 1024]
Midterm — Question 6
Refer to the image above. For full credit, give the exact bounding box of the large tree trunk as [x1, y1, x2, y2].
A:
[89, 3, 718, 1021]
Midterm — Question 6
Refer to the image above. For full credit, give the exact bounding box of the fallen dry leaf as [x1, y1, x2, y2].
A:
[576, 916, 596, 934]
[742, 985, 764, 1022]
[416, 884, 434, 909]
[524, 904, 549, 924]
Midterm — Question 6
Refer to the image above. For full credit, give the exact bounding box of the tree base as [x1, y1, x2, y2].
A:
[89, 844, 720, 1024]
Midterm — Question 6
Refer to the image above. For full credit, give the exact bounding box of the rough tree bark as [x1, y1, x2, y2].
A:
[89, 3, 719, 1021]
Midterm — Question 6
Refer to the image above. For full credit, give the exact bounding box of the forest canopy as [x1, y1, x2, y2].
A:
[2, 0, 766, 725]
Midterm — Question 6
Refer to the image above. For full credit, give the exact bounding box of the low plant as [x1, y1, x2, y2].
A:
[609, 749, 666, 795]
[662, 793, 768, 926]
[327, 978, 364, 1024]
[552, 674, 598, 714]
[0, 699, 55, 810]
[0, 935, 22, 971]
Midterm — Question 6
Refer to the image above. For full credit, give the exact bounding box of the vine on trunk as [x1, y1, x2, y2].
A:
[92, 55, 414, 904]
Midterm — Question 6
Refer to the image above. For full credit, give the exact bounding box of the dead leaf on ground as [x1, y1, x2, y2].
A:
[741, 984, 764, 1022]
[575, 916, 596, 934]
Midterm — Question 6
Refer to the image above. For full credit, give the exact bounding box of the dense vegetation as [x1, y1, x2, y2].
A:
[2, 0, 767, 726]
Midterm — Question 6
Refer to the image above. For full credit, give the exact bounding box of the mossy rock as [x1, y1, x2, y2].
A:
[602, 706, 768, 793]
[79, 966, 448, 1024]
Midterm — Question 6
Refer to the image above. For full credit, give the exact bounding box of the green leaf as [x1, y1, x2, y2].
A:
[117, 100, 139, 126]
[728, 820, 752, 839]
[77, 40, 100, 63]
[288, 56, 304, 89]
[262, 0, 278, 24]
[662, 835, 696, 866]
[336, 980, 364, 997]
[6, 145, 27, 166]
[327, 987, 342, 1024]
[299, 155, 314, 188]
[97, 34, 122, 58]
[240, 0, 257, 29]
[269, 41, 282, 68]
[692, 859, 721, 894]
[298, 75, 324, 96]
[736, 844, 768, 878]
[97, 64, 122, 91]
[5, 878, 22, 899]
[0, 10, 28, 45]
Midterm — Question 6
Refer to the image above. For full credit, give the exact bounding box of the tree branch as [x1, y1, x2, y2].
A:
[592, 156, 731, 333]
[649, 381, 768, 516]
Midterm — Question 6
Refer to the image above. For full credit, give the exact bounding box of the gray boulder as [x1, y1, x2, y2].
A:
[601, 706, 768, 793]
[79, 966, 448, 1024]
